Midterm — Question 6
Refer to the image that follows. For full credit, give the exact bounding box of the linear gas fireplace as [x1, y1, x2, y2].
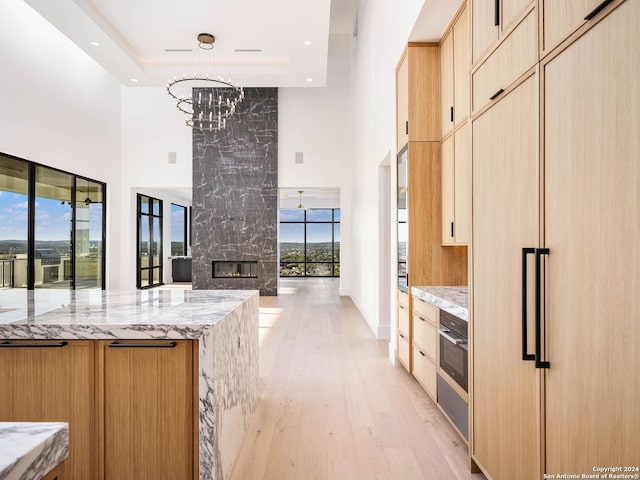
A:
[212, 261, 258, 279]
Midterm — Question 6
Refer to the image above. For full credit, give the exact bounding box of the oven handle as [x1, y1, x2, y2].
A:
[438, 327, 467, 345]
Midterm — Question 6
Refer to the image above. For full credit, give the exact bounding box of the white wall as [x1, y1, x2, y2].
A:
[119, 87, 193, 289]
[279, 34, 354, 297]
[350, 0, 426, 344]
[0, 0, 123, 288]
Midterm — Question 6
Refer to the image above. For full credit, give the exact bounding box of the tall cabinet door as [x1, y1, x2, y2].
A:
[98, 340, 194, 480]
[0, 340, 96, 479]
[472, 74, 539, 480]
[543, 0, 640, 472]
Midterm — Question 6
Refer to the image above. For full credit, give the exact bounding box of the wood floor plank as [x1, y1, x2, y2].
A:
[229, 278, 486, 480]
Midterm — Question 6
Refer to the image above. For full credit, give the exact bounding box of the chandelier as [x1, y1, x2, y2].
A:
[166, 33, 244, 131]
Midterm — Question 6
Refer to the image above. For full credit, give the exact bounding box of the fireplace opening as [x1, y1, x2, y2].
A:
[213, 261, 258, 278]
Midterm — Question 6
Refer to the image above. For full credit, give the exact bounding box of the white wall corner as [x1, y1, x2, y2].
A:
[377, 325, 391, 340]
[388, 342, 398, 365]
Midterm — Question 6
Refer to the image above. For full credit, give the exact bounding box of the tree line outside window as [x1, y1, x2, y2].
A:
[279, 208, 340, 277]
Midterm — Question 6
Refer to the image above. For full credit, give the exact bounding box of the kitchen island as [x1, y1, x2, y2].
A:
[0, 289, 259, 480]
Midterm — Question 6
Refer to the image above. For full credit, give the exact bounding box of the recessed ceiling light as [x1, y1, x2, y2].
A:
[130, 78, 138, 83]
[306, 78, 313, 83]
[303, 40, 312, 46]
[90, 41, 100, 47]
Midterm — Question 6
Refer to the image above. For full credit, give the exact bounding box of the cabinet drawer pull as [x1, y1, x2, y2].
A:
[399, 304, 406, 310]
[521, 248, 536, 362]
[405, 121, 409, 135]
[0, 341, 68, 348]
[584, 0, 615, 20]
[490, 88, 505, 100]
[399, 333, 406, 340]
[451, 222, 455, 238]
[108, 341, 177, 348]
[494, 0, 500, 26]
[419, 350, 425, 357]
[450, 106, 454, 122]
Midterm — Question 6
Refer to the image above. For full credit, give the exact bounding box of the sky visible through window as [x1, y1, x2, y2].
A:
[0, 193, 103, 241]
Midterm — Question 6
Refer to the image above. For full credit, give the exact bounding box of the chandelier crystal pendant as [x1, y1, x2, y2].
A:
[166, 33, 245, 131]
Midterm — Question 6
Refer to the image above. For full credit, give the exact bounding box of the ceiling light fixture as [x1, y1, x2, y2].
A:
[297, 190, 304, 209]
[166, 33, 244, 131]
[130, 78, 138, 83]
[90, 41, 100, 47]
[306, 78, 313, 83]
[303, 40, 312, 46]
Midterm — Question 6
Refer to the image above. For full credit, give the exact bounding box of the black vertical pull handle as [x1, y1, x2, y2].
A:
[451, 222, 455, 238]
[405, 121, 409, 135]
[584, 0, 614, 20]
[535, 248, 550, 368]
[495, 0, 500, 26]
[521, 248, 536, 361]
[450, 106, 454, 122]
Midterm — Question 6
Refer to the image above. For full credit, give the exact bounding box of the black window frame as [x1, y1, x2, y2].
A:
[136, 193, 164, 289]
[0, 151, 106, 290]
[279, 208, 340, 277]
[170, 203, 188, 256]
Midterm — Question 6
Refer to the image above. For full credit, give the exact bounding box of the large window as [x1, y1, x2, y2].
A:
[137, 194, 163, 289]
[280, 208, 340, 277]
[0, 153, 106, 289]
[171, 203, 187, 256]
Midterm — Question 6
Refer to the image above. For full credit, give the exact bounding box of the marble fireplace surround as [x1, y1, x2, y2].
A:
[192, 87, 278, 296]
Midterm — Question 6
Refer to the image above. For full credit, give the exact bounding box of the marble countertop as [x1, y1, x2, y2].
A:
[411, 286, 468, 321]
[0, 422, 68, 480]
[0, 289, 257, 339]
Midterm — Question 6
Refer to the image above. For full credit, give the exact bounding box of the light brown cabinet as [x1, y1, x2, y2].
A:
[471, 7, 537, 113]
[0, 340, 96, 479]
[441, 3, 469, 136]
[542, 0, 639, 471]
[396, 44, 441, 152]
[395, 42, 467, 376]
[396, 290, 411, 370]
[471, 1, 639, 478]
[98, 340, 194, 480]
[471, 0, 533, 65]
[442, 123, 470, 245]
[411, 297, 438, 401]
[0, 339, 198, 480]
[472, 72, 539, 480]
[541, 0, 619, 55]
[43, 461, 66, 480]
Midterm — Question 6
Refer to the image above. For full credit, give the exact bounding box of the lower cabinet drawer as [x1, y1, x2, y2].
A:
[398, 304, 410, 336]
[413, 344, 437, 401]
[397, 332, 410, 370]
[413, 313, 437, 360]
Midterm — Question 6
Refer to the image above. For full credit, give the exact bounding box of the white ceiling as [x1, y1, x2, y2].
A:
[24, 0, 358, 88]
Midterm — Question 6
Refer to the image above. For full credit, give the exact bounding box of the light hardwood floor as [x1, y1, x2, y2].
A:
[230, 278, 485, 480]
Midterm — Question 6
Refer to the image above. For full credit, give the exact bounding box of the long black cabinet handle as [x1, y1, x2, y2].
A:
[494, 0, 500, 26]
[521, 248, 536, 361]
[490, 88, 505, 101]
[451, 222, 455, 238]
[405, 121, 409, 135]
[535, 248, 551, 369]
[419, 351, 425, 357]
[450, 106, 454, 123]
[584, 0, 615, 20]
[108, 341, 177, 348]
[0, 341, 68, 348]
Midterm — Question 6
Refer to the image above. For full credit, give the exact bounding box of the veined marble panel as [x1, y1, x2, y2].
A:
[0, 288, 259, 480]
[192, 87, 278, 296]
[0, 422, 68, 480]
[411, 286, 469, 321]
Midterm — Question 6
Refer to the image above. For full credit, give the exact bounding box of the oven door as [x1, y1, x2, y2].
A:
[439, 327, 468, 392]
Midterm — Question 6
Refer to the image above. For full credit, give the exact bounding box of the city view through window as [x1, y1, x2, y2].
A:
[279, 208, 340, 277]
